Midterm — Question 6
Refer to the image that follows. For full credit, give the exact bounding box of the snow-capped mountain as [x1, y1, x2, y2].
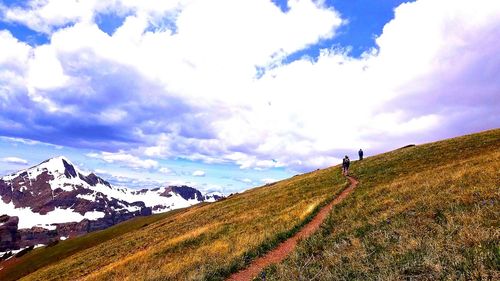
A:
[0, 156, 223, 252]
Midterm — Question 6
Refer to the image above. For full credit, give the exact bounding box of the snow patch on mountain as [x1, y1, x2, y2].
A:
[0, 201, 105, 229]
[0, 244, 45, 261]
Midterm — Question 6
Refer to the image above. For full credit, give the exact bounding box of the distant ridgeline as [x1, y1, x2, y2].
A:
[0, 157, 223, 255]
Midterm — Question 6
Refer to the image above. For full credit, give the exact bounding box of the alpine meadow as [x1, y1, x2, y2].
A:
[1, 129, 498, 280]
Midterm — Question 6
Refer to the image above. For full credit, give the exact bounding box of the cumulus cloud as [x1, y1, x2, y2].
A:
[1, 0, 94, 33]
[1, 157, 29, 165]
[0, 0, 499, 174]
[192, 170, 205, 177]
[87, 151, 158, 169]
[374, 0, 500, 141]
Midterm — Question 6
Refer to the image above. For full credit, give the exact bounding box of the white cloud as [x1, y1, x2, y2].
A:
[0, 31, 31, 111]
[0, 137, 63, 149]
[192, 170, 205, 177]
[0, 0, 499, 175]
[91, 168, 164, 189]
[0, 30, 31, 67]
[28, 45, 69, 91]
[166, 179, 197, 187]
[93, 168, 108, 174]
[1, 0, 103, 33]
[1, 157, 29, 165]
[97, 109, 128, 124]
[87, 151, 158, 169]
[261, 178, 277, 184]
[158, 167, 173, 174]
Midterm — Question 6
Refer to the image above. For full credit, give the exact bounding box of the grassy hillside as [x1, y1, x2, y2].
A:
[3, 129, 498, 281]
[0, 208, 186, 281]
[261, 129, 500, 280]
[4, 160, 348, 280]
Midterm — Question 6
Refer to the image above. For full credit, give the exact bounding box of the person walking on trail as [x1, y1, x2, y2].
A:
[342, 155, 350, 176]
[358, 149, 364, 160]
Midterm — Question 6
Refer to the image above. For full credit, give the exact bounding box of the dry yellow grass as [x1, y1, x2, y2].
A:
[8, 129, 499, 281]
[17, 163, 347, 281]
[261, 129, 500, 280]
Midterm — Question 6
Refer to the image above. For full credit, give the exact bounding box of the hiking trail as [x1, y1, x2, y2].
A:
[227, 176, 359, 281]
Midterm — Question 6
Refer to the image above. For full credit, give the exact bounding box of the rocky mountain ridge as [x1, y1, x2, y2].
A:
[0, 156, 222, 253]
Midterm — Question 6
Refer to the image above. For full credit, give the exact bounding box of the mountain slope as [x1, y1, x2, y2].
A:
[1, 157, 348, 280]
[0, 157, 221, 253]
[0, 208, 187, 281]
[2, 129, 499, 281]
[261, 129, 499, 280]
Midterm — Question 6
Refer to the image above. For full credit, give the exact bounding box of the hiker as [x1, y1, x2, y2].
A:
[342, 155, 350, 176]
[358, 149, 364, 160]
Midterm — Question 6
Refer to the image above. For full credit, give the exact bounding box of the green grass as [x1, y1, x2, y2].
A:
[259, 129, 500, 280]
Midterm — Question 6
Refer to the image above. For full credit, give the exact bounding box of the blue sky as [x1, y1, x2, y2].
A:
[280, 0, 415, 60]
[0, 0, 499, 194]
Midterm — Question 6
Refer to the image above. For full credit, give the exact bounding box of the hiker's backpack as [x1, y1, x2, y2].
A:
[343, 158, 349, 166]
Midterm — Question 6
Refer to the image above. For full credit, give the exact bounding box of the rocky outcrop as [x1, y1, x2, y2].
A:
[0, 215, 19, 252]
[205, 193, 224, 201]
[161, 186, 202, 200]
[0, 208, 156, 252]
[79, 172, 111, 187]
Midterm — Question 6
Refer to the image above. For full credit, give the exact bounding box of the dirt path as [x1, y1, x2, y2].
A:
[227, 176, 358, 281]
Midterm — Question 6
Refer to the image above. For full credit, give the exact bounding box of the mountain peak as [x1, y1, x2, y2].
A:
[39, 156, 80, 179]
[48, 155, 69, 161]
[1, 156, 80, 182]
[43, 156, 75, 167]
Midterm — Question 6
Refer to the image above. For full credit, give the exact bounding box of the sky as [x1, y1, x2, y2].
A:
[0, 0, 499, 194]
